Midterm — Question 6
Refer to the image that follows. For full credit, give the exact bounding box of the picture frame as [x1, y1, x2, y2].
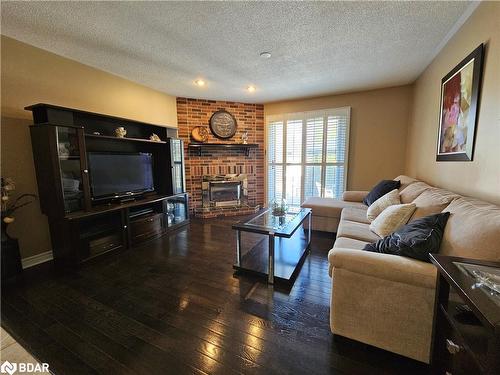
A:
[436, 44, 484, 161]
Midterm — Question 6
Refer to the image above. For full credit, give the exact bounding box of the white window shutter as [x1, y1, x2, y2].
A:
[267, 107, 350, 205]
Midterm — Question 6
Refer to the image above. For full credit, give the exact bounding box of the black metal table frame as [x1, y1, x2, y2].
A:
[233, 209, 312, 284]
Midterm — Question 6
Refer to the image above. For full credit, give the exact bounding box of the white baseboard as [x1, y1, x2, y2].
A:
[21, 250, 53, 269]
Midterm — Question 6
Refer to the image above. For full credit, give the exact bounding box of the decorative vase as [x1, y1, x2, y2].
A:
[1, 220, 23, 280]
[270, 198, 288, 216]
[241, 131, 248, 144]
[115, 127, 127, 138]
[167, 213, 174, 225]
[58, 143, 70, 158]
[149, 133, 161, 142]
[191, 126, 209, 143]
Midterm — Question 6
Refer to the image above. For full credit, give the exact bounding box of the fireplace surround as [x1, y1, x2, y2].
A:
[176, 97, 265, 218]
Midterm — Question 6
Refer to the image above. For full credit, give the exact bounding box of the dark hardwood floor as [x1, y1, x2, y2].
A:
[1, 217, 429, 374]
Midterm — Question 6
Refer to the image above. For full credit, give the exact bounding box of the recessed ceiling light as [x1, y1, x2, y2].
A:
[260, 52, 272, 59]
[247, 85, 256, 93]
[194, 79, 206, 87]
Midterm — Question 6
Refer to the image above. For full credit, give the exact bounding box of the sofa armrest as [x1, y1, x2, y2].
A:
[328, 248, 437, 289]
[342, 191, 369, 202]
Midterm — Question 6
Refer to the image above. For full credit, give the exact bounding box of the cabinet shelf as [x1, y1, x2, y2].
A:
[85, 133, 167, 144]
[188, 143, 258, 156]
[65, 194, 171, 220]
[59, 156, 81, 160]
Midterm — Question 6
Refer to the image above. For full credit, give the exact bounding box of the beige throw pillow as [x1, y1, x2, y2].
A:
[370, 203, 417, 237]
[366, 189, 400, 221]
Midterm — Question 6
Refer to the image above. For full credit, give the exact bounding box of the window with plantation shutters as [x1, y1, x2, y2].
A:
[267, 107, 350, 205]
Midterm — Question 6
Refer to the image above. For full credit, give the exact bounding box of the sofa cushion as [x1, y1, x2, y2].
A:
[309, 215, 340, 233]
[440, 197, 500, 261]
[399, 181, 432, 203]
[301, 197, 365, 218]
[341, 206, 370, 224]
[337, 220, 381, 243]
[364, 212, 450, 263]
[410, 188, 460, 220]
[363, 180, 401, 206]
[369, 203, 416, 238]
[333, 236, 370, 250]
[367, 189, 400, 221]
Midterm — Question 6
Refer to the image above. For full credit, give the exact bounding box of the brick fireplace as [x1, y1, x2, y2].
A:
[176, 98, 265, 218]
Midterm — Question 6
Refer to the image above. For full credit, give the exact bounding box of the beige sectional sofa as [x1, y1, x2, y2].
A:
[301, 175, 500, 363]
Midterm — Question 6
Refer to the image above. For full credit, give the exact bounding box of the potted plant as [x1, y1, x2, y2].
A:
[1, 177, 37, 280]
[270, 198, 288, 217]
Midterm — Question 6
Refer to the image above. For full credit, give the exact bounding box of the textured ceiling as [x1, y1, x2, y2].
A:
[1, 1, 476, 103]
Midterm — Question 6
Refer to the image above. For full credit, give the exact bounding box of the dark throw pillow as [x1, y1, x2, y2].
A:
[363, 212, 451, 262]
[363, 180, 401, 206]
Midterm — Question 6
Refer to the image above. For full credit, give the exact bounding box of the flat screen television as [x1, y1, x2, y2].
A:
[88, 152, 154, 200]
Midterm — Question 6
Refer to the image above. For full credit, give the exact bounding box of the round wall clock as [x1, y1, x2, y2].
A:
[209, 110, 237, 139]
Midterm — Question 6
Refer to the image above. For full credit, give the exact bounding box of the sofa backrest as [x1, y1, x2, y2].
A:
[440, 197, 500, 261]
[393, 175, 419, 192]
[411, 187, 461, 220]
[399, 181, 433, 203]
[394, 175, 500, 262]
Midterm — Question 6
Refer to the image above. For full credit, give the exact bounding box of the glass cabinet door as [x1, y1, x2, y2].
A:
[56, 126, 84, 213]
[165, 194, 188, 227]
[171, 139, 185, 194]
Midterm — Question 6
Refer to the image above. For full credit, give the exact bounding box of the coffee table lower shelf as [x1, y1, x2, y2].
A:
[233, 228, 310, 287]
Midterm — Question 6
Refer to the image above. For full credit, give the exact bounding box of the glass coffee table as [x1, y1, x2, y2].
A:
[232, 207, 312, 285]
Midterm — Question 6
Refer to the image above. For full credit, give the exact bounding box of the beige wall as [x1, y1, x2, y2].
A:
[265, 85, 413, 190]
[1, 36, 178, 259]
[406, 2, 500, 204]
[3, 2, 499, 260]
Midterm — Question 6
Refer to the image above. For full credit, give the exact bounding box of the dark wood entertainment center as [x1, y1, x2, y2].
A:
[27, 103, 188, 266]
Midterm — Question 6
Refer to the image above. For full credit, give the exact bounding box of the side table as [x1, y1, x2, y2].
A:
[430, 254, 500, 375]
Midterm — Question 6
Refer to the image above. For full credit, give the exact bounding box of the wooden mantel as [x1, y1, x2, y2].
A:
[188, 143, 258, 156]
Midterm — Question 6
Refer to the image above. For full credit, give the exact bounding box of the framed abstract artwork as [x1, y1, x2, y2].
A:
[436, 44, 484, 161]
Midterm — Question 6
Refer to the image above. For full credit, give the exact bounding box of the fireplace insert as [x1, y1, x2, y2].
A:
[202, 174, 248, 208]
[209, 181, 241, 206]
